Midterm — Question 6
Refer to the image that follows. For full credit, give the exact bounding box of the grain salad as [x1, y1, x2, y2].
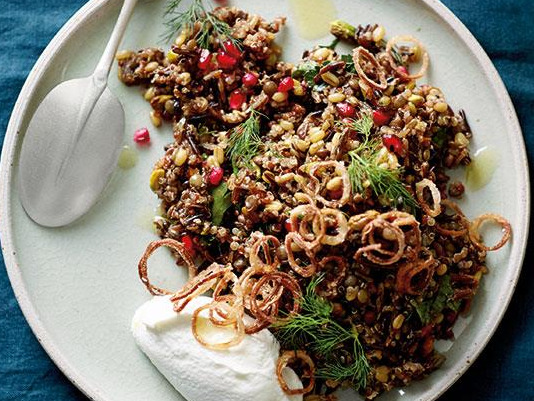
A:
[119, 2, 511, 399]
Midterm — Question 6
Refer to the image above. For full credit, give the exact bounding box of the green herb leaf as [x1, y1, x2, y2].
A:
[274, 275, 370, 390]
[345, 114, 418, 211]
[341, 54, 356, 73]
[292, 61, 320, 86]
[432, 128, 449, 148]
[227, 109, 263, 173]
[211, 182, 232, 226]
[414, 275, 460, 325]
[162, 0, 240, 49]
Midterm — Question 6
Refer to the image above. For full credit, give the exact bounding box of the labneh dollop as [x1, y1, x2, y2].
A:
[132, 295, 303, 401]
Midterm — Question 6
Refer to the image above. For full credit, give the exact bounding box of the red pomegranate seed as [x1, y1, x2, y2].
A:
[277, 77, 294, 92]
[373, 109, 391, 126]
[198, 49, 211, 70]
[421, 324, 434, 338]
[382, 133, 403, 155]
[133, 127, 150, 144]
[397, 65, 409, 76]
[336, 102, 355, 118]
[229, 89, 246, 110]
[284, 219, 294, 232]
[242, 72, 259, 87]
[208, 167, 224, 186]
[222, 40, 242, 59]
[216, 51, 237, 69]
[181, 235, 195, 253]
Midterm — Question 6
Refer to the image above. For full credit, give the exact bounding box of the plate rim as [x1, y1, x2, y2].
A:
[0, 0, 530, 400]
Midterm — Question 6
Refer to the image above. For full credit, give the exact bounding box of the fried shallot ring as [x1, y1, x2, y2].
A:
[249, 234, 281, 272]
[289, 204, 325, 248]
[435, 200, 470, 237]
[353, 46, 388, 90]
[469, 213, 511, 251]
[298, 161, 351, 208]
[138, 238, 196, 296]
[320, 208, 348, 246]
[285, 232, 318, 277]
[191, 302, 245, 350]
[170, 263, 231, 312]
[277, 350, 315, 395]
[247, 271, 301, 333]
[360, 218, 406, 265]
[380, 211, 422, 259]
[386, 35, 429, 80]
[415, 178, 442, 217]
[395, 255, 437, 295]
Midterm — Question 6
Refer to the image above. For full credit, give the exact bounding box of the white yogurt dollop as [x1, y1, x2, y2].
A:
[132, 295, 303, 401]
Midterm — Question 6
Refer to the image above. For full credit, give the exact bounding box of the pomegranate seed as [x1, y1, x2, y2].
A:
[336, 102, 355, 118]
[209, 167, 224, 186]
[222, 40, 242, 59]
[181, 235, 195, 253]
[284, 219, 294, 232]
[382, 133, 403, 155]
[216, 51, 237, 69]
[373, 109, 391, 126]
[198, 49, 211, 70]
[242, 72, 259, 87]
[397, 65, 409, 76]
[421, 324, 434, 338]
[133, 127, 150, 144]
[277, 77, 294, 93]
[229, 90, 246, 110]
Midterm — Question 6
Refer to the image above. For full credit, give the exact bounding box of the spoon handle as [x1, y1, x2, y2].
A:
[94, 0, 138, 84]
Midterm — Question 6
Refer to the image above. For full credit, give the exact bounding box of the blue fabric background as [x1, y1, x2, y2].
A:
[0, 0, 532, 400]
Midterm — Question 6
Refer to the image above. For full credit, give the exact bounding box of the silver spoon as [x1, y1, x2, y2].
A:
[18, 0, 138, 227]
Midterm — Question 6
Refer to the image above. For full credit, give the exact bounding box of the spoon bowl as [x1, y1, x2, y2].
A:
[18, 77, 124, 227]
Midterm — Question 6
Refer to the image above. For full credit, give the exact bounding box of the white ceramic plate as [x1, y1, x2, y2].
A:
[0, 0, 529, 400]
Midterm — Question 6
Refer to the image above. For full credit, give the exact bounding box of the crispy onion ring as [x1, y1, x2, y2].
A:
[289, 204, 325, 248]
[352, 46, 387, 90]
[380, 211, 421, 259]
[320, 208, 348, 246]
[191, 302, 245, 350]
[359, 218, 406, 265]
[415, 178, 442, 217]
[285, 232, 318, 277]
[247, 271, 301, 333]
[435, 200, 470, 237]
[396, 255, 437, 295]
[386, 35, 429, 80]
[138, 238, 196, 296]
[170, 263, 231, 312]
[276, 350, 315, 395]
[249, 234, 281, 272]
[469, 213, 511, 251]
[299, 161, 351, 208]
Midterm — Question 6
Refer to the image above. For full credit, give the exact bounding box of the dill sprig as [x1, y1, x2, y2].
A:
[274, 275, 370, 389]
[162, 0, 239, 48]
[345, 113, 418, 211]
[226, 109, 263, 173]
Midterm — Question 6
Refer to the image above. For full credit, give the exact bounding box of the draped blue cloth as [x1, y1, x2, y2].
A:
[0, 0, 532, 399]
